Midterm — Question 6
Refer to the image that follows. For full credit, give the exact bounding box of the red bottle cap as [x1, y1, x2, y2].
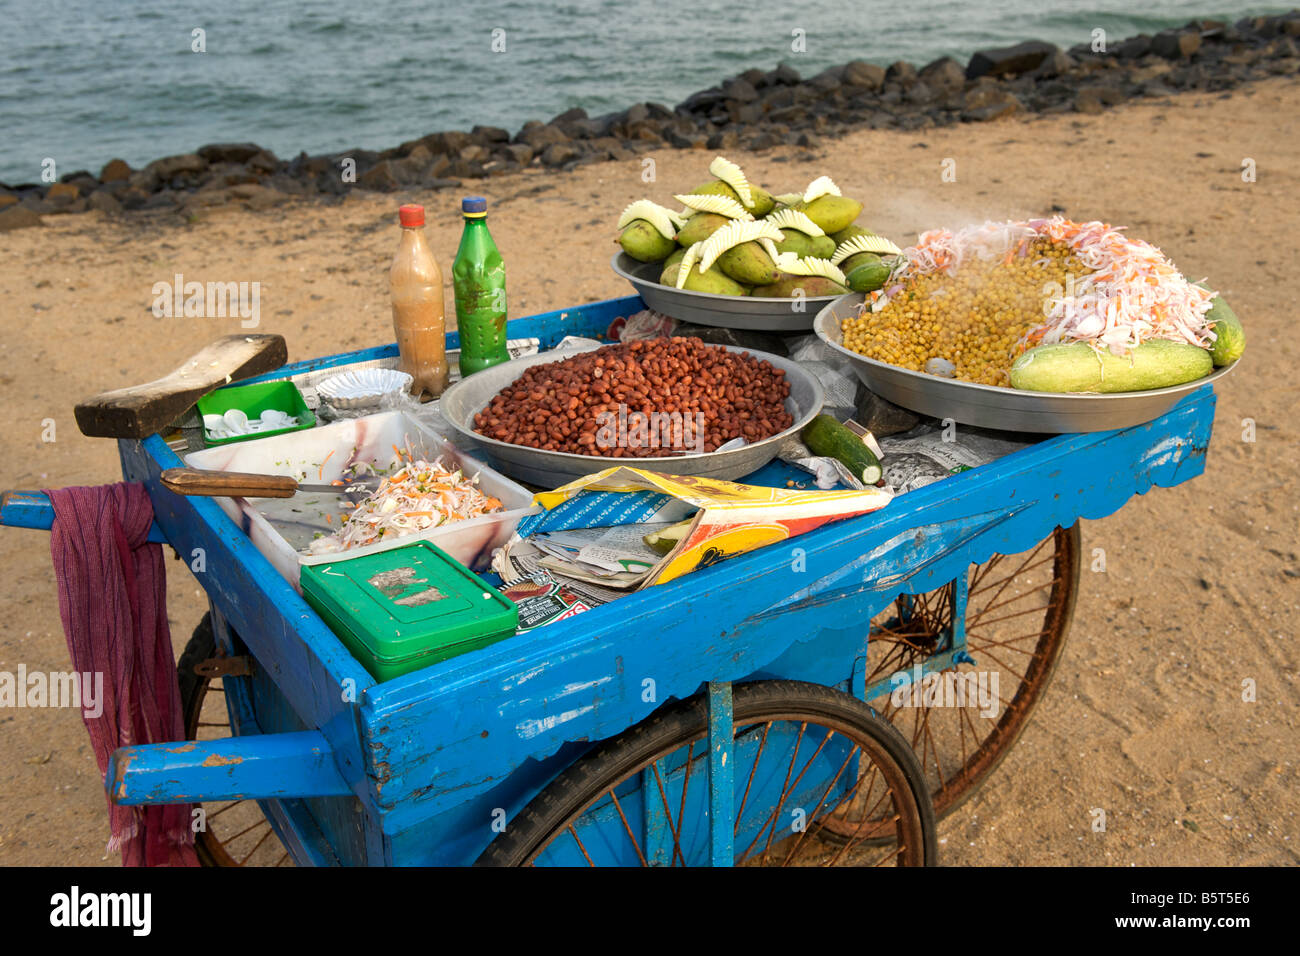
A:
[398, 204, 425, 227]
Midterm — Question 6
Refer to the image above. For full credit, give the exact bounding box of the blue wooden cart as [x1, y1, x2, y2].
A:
[0, 294, 1217, 866]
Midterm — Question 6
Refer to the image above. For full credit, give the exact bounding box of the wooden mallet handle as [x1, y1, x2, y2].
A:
[160, 467, 299, 498]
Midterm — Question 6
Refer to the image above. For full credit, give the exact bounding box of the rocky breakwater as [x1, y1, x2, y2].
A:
[2, 11, 1298, 232]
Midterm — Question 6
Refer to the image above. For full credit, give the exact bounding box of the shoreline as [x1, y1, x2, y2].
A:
[2, 11, 1298, 230]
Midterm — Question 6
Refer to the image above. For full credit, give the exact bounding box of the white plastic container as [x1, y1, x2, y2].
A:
[184, 410, 536, 591]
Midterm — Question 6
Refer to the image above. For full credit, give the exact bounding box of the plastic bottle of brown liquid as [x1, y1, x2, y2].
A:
[390, 204, 448, 399]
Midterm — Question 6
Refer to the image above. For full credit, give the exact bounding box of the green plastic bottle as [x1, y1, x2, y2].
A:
[452, 196, 509, 376]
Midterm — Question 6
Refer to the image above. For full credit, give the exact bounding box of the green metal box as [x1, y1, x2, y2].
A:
[300, 542, 518, 682]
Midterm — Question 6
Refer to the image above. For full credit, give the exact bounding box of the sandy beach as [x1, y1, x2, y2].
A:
[1, 74, 1296, 866]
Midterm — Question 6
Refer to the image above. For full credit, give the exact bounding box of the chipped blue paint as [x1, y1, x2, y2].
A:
[516, 705, 597, 740]
[108, 731, 350, 805]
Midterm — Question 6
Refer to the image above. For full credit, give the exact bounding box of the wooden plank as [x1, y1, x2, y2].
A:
[361, 387, 1216, 838]
[74, 334, 287, 438]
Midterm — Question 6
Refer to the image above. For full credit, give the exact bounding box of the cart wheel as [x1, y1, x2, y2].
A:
[476, 680, 937, 867]
[861, 522, 1080, 822]
[178, 613, 292, 867]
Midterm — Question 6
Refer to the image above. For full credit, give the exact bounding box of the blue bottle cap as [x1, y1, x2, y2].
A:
[462, 196, 488, 215]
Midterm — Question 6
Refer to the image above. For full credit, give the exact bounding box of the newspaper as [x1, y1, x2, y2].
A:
[496, 540, 626, 631]
[530, 523, 674, 588]
[879, 423, 1034, 494]
[497, 466, 892, 590]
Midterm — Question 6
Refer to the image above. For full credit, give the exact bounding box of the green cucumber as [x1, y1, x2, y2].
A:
[1009, 341, 1212, 393]
[801, 414, 882, 484]
[845, 255, 892, 293]
[1205, 295, 1245, 366]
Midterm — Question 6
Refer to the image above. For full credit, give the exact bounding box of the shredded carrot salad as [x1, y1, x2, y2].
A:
[308, 445, 503, 554]
[872, 216, 1216, 356]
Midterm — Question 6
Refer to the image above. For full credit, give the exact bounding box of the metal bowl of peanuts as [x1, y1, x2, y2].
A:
[438, 342, 825, 488]
[815, 293, 1234, 434]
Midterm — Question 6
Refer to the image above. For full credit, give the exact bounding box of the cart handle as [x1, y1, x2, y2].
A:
[1, 491, 166, 542]
[107, 730, 352, 806]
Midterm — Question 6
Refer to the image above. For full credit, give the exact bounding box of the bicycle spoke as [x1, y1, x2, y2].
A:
[205, 800, 251, 824]
[970, 602, 1061, 630]
[976, 577, 1059, 617]
[650, 761, 686, 867]
[237, 825, 275, 866]
[676, 740, 695, 858]
[760, 724, 835, 865]
[567, 825, 595, 867]
[966, 630, 1051, 654]
[734, 723, 771, 834]
[607, 789, 648, 867]
[223, 817, 270, 846]
[740, 721, 806, 862]
[968, 645, 1032, 684]
[779, 745, 861, 867]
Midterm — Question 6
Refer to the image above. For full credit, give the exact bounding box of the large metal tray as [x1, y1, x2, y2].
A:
[611, 252, 839, 332]
[814, 292, 1238, 433]
[438, 343, 825, 487]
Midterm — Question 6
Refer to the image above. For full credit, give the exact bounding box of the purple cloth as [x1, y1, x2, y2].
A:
[45, 482, 199, 867]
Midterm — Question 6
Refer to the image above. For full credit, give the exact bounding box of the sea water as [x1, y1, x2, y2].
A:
[0, 0, 1287, 182]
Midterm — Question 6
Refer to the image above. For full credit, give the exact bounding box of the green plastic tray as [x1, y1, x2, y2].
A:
[197, 380, 316, 446]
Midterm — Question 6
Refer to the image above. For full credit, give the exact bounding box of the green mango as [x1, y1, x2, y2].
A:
[808, 235, 836, 259]
[803, 195, 864, 235]
[619, 220, 676, 262]
[718, 241, 781, 285]
[830, 224, 875, 245]
[677, 263, 749, 296]
[774, 230, 817, 258]
[776, 230, 837, 259]
[752, 275, 849, 298]
[676, 212, 730, 247]
[746, 185, 776, 217]
[691, 180, 775, 216]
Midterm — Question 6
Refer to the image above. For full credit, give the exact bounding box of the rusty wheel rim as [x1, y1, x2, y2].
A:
[828, 524, 1079, 836]
[183, 676, 292, 867]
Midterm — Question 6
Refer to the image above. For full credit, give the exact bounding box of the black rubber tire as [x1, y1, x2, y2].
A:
[177, 613, 216, 743]
[476, 679, 938, 867]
